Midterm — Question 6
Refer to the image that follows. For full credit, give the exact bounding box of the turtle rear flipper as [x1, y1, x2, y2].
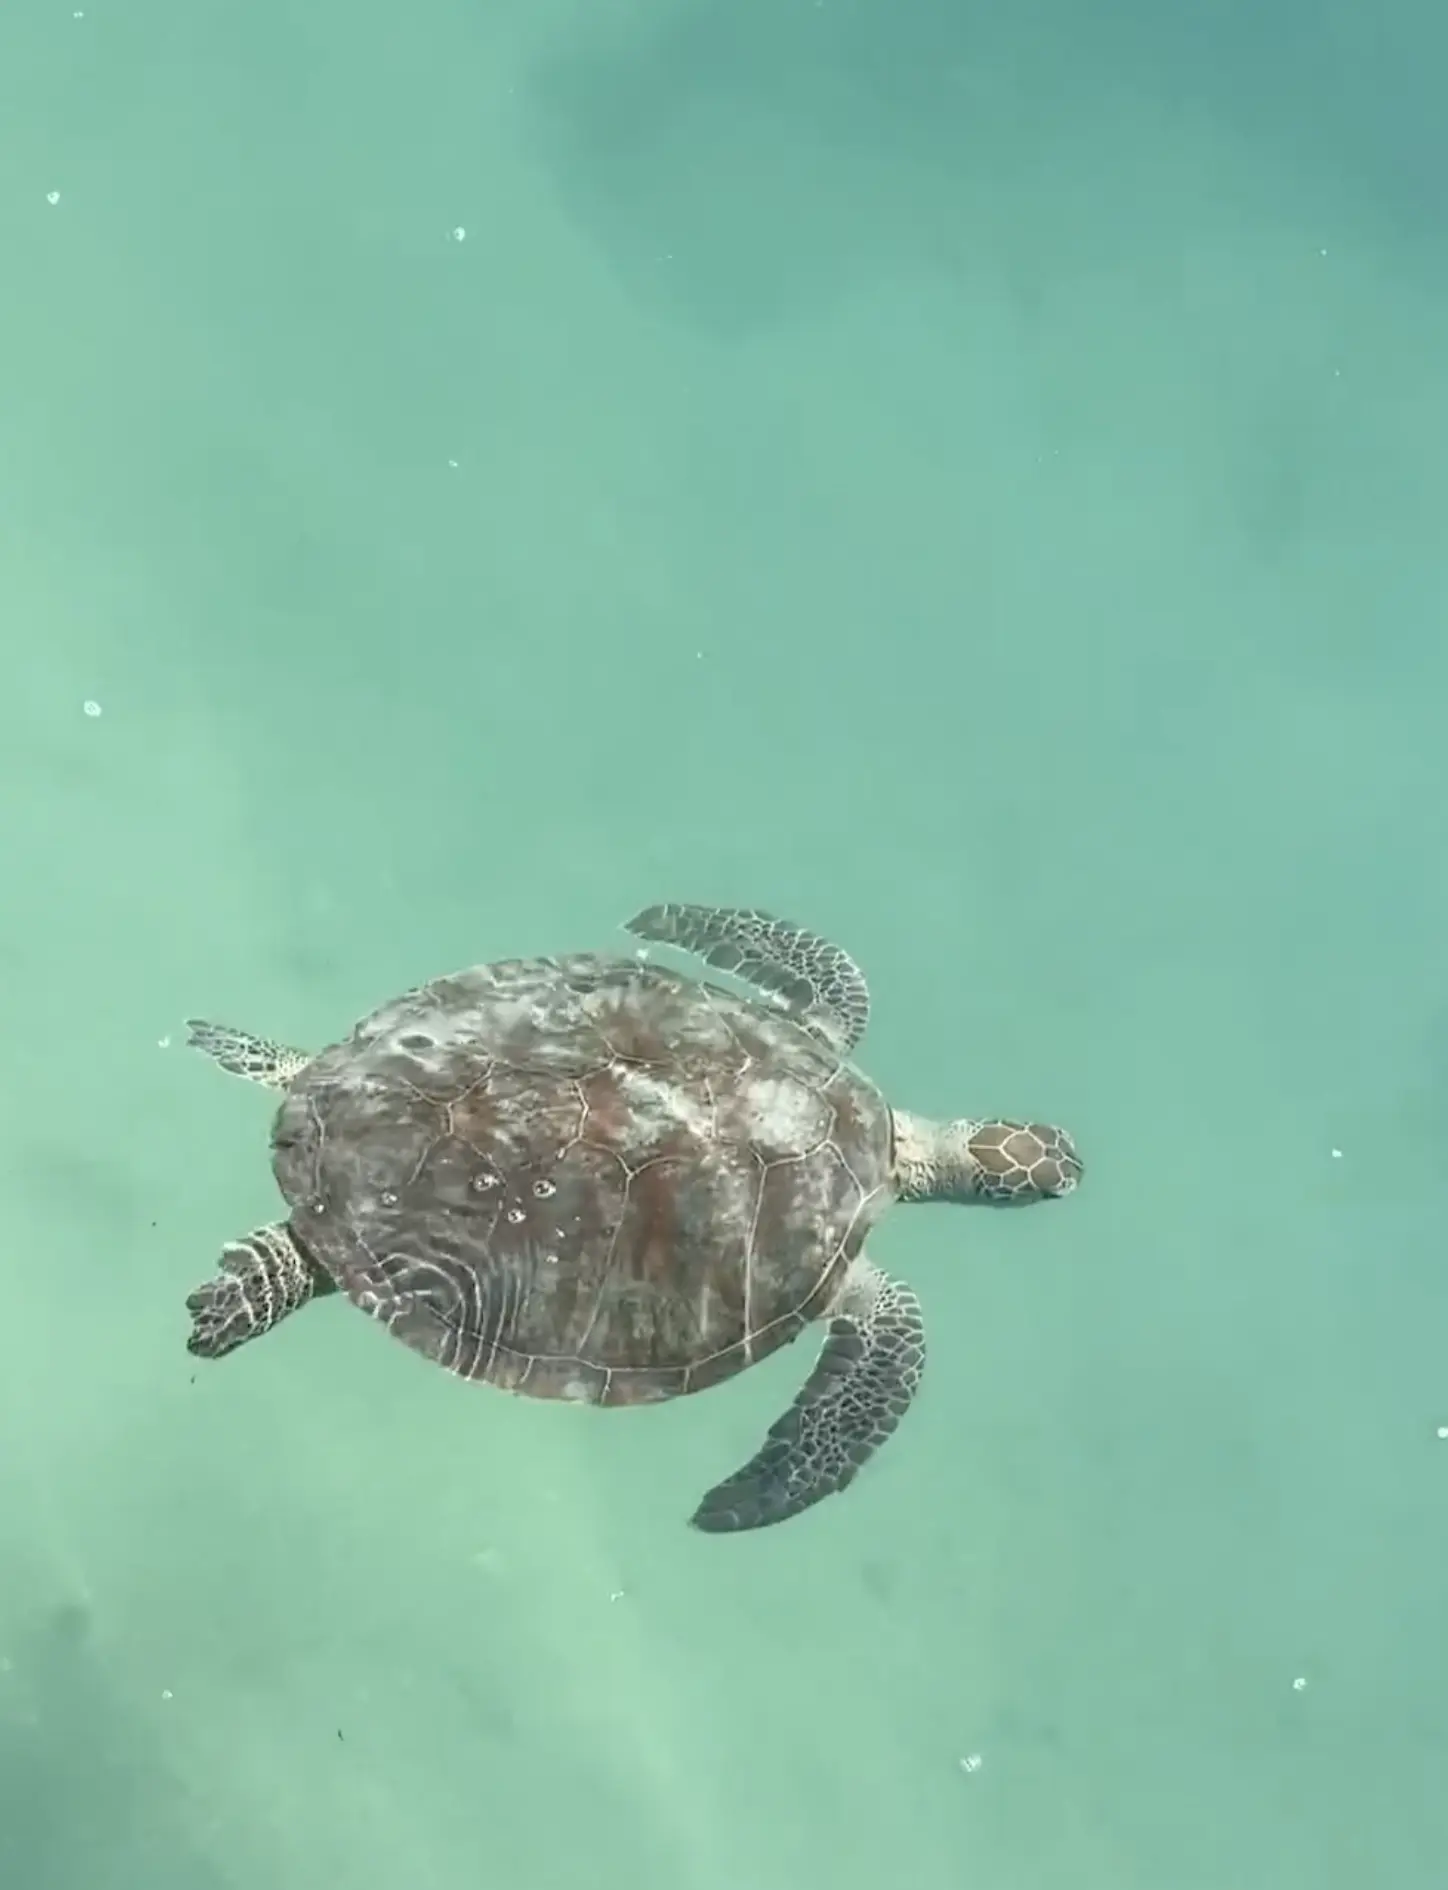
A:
[186, 1223, 334, 1359]
[690, 1256, 924, 1533]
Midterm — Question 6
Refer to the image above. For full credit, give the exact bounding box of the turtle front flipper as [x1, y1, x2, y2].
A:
[691, 1256, 924, 1533]
[185, 1020, 310, 1090]
[186, 1223, 335, 1360]
[624, 902, 870, 1055]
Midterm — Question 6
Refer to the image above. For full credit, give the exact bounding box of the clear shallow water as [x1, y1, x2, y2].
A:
[2, 2, 1446, 1885]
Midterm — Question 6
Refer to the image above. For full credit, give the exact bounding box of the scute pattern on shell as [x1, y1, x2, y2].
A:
[271, 954, 894, 1405]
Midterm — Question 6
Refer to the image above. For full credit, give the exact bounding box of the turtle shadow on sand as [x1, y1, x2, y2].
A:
[179, 900, 1082, 1534]
[523, 1, 931, 337]
[0, 1602, 226, 1890]
[523, 0, 1446, 337]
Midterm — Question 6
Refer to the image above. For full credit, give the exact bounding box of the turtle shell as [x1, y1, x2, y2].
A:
[270, 954, 894, 1405]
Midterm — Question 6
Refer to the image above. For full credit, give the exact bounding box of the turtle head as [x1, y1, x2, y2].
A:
[891, 1112, 1082, 1206]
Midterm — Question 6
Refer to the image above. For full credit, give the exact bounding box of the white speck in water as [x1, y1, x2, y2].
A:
[447, 459, 459, 469]
[1292, 1676, 1308, 1692]
[157, 1035, 172, 1050]
[1330, 1148, 1343, 1159]
[161, 1688, 173, 1701]
[609, 1589, 626, 1602]
[958, 1753, 983, 1775]
[1436, 1426, 1448, 1440]
[46, 191, 61, 205]
[449, 226, 466, 243]
[83, 699, 101, 717]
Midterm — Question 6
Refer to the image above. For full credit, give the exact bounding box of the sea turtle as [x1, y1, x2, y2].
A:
[183, 903, 1082, 1532]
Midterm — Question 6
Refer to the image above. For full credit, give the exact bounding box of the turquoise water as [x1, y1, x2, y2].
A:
[3, 2, 1446, 1884]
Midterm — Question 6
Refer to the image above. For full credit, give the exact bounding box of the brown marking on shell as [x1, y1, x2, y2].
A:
[275, 954, 893, 1404]
[589, 983, 688, 1068]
